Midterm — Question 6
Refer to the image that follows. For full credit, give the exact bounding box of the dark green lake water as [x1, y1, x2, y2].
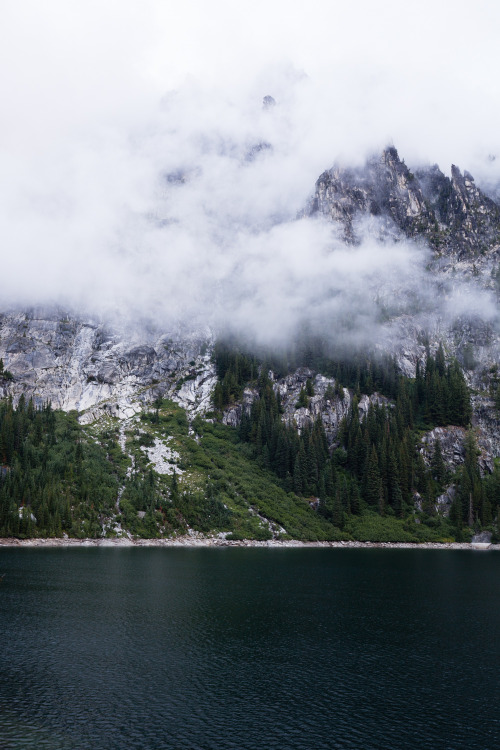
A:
[0, 548, 499, 749]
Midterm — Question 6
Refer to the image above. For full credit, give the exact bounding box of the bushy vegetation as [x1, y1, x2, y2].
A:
[343, 512, 457, 543]
[132, 400, 345, 541]
[187, 418, 344, 541]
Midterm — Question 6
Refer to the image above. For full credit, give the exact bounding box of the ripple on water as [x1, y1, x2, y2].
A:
[0, 548, 499, 749]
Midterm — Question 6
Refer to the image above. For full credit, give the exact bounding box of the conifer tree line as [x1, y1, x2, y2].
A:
[450, 431, 499, 534]
[0, 396, 119, 537]
[412, 345, 472, 427]
[214, 341, 499, 531]
[212, 338, 403, 406]
[213, 340, 471, 428]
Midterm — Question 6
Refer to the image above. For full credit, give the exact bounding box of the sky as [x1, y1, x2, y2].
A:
[1, 0, 499, 342]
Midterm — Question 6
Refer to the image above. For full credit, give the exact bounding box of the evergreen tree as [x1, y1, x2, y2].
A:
[331, 487, 344, 528]
[364, 445, 383, 509]
[387, 451, 403, 516]
[297, 388, 309, 408]
[431, 439, 446, 485]
[456, 431, 483, 527]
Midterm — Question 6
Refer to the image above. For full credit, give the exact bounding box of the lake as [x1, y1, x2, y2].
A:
[1, 548, 499, 749]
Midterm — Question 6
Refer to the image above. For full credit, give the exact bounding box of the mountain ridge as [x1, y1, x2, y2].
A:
[0, 146, 499, 540]
[309, 146, 500, 261]
[1, 146, 499, 455]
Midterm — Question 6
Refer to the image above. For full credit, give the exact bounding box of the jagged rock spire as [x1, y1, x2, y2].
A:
[309, 147, 500, 257]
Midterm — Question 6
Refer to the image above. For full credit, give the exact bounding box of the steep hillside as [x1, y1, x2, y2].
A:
[0, 309, 216, 422]
[1, 146, 499, 541]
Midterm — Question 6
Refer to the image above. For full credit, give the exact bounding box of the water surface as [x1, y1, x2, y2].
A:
[1, 548, 499, 749]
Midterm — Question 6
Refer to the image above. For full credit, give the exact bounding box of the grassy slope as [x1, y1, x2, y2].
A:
[113, 400, 459, 543]
[1, 399, 461, 542]
[123, 401, 345, 541]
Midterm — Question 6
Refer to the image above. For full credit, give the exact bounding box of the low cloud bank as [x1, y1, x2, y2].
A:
[1, 3, 500, 351]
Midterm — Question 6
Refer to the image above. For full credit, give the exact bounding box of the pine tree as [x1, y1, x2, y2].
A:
[387, 450, 403, 517]
[431, 439, 446, 485]
[456, 431, 483, 527]
[274, 431, 289, 479]
[297, 387, 309, 408]
[435, 343, 446, 376]
[170, 471, 179, 504]
[293, 446, 306, 495]
[349, 480, 361, 515]
[364, 445, 383, 508]
[305, 440, 318, 494]
[332, 487, 344, 528]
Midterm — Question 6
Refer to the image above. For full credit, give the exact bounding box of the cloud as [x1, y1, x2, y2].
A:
[0, 1, 499, 351]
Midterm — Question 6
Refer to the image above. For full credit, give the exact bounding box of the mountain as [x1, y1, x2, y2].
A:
[310, 146, 500, 261]
[0, 309, 215, 422]
[1, 147, 499, 542]
[306, 147, 500, 463]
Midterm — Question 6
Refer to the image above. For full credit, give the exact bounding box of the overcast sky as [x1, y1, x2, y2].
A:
[3, 0, 500, 166]
[1, 0, 499, 339]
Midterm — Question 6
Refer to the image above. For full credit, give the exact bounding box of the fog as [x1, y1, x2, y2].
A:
[1, 0, 499, 348]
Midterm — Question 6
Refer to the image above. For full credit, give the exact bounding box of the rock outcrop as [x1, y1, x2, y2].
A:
[306, 146, 500, 469]
[222, 367, 392, 450]
[0, 146, 499, 474]
[309, 146, 500, 260]
[0, 308, 216, 423]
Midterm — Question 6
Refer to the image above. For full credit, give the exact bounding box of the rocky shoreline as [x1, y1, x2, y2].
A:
[0, 536, 496, 550]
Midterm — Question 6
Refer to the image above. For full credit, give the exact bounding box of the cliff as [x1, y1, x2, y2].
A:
[310, 146, 500, 262]
[0, 146, 499, 498]
[0, 308, 216, 423]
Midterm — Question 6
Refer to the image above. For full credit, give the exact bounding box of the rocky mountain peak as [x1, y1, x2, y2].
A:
[310, 146, 500, 259]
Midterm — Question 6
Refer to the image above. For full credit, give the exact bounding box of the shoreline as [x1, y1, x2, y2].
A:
[0, 536, 496, 550]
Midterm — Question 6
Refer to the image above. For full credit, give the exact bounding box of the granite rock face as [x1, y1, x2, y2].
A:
[0, 308, 216, 423]
[307, 146, 500, 468]
[0, 146, 499, 475]
[222, 367, 391, 449]
[310, 146, 500, 260]
[276, 369, 352, 442]
[222, 387, 259, 428]
[420, 426, 467, 470]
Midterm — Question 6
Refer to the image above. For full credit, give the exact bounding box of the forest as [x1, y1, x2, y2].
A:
[213, 341, 499, 538]
[0, 341, 498, 541]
